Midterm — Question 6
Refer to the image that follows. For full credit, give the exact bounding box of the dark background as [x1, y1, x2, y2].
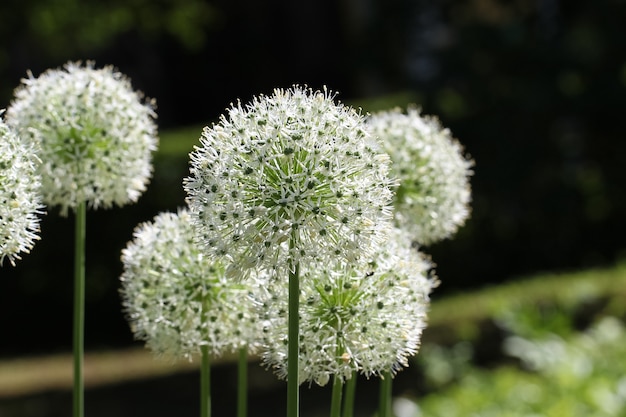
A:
[1, 0, 625, 356]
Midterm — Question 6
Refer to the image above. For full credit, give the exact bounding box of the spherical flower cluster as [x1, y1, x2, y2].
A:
[6, 61, 158, 216]
[259, 227, 438, 385]
[184, 86, 395, 278]
[120, 209, 263, 359]
[0, 115, 44, 266]
[366, 107, 473, 245]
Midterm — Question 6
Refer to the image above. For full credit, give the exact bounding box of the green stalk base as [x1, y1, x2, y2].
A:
[72, 202, 86, 417]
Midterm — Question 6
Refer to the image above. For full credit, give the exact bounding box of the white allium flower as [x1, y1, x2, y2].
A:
[120, 209, 263, 359]
[259, 227, 438, 385]
[6, 61, 158, 216]
[184, 86, 395, 278]
[0, 114, 45, 266]
[366, 107, 473, 245]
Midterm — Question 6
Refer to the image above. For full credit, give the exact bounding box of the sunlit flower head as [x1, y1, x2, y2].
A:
[259, 227, 438, 385]
[366, 107, 473, 245]
[120, 209, 263, 359]
[6, 61, 158, 216]
[0, 114, 44, 266]
[184, 86, 395, 278]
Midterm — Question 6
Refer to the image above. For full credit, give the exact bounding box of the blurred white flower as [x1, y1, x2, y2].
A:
[259, 227, 438, 385]
[6, 61, 158, 215]
[184, 86, 395, 278]
[393, 397, 420, 417]
[120, 209, 263, 359]
[0, 114, 44, 266]
[366, 107, 473, 245]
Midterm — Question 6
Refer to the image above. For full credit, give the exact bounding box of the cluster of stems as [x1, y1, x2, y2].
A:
[4, 67, 472, 417]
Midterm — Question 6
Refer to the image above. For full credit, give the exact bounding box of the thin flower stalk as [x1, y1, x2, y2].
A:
[342, 372, 357, 417]
[379, 372, 393, 417]
[72, 201, 86, 417]
[237, 347, 248, 417]
[330, 374, 344, 417]
[201, 345, 211, 417]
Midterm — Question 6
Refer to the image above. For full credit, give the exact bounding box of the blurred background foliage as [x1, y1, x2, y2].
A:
[412, 270, 626, 417]
[413, 316, 626, 417]
[1, 0, 626, 357]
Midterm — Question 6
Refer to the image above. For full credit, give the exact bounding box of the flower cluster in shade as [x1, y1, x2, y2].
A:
[366, 107, 473, 245]
[120, 209, 264, 359]
[5, 61, 158, 216]
[0, 114, 44, 266]
[184, 86, 395, 279]
[258, 227, 438, 386]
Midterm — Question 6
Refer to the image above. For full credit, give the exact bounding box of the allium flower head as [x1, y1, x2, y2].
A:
[120, 209, 263, 359]
[184, 86, 394, 278]
[366, 107, 473, 245]
[259, 227, 438, 385]
[0, 114, 44, 266]
[6, 61, 158, 215]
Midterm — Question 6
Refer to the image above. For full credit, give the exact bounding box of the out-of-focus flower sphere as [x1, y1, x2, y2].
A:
[184, 86, 395, 279]
[0, 114, 44, 266]
[120, 209, 263, 359]
[259, 227, 438, 386]
[366, 107, 473, 245]
[6, 61, 158, 215]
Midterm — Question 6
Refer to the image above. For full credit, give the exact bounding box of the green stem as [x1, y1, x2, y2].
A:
[237, 346, 248, 417]
[342, 372, 356, 417]
[200, 345, 211, 417]
[330, 375, 344, 417]
[287, 234, 300, 417]
[378, 372, 393, 417]
[73, 201, 86, 417]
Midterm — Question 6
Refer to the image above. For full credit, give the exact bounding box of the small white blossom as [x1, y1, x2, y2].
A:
[259, 227, 438, 385]
[120, 209, 263, 359]
[366, 107, 473, 244]
[6, 61, 158, 215]
[0, 114, 45, 266]
[184, 86, 395, 278]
